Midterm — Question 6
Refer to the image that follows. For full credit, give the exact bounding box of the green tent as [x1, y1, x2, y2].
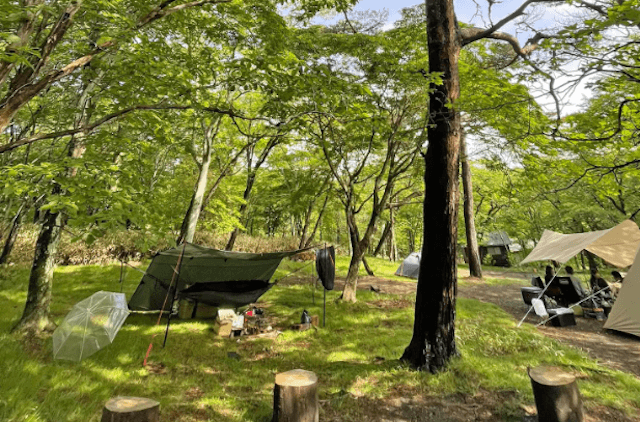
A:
[128, 243, 307, 311]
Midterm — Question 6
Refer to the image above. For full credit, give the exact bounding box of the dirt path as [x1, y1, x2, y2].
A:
[294, 274, 640, 421]
[344, 274, 640, 379]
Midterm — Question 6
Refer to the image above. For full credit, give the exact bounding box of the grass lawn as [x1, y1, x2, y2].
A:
[1, 257, 639, 421]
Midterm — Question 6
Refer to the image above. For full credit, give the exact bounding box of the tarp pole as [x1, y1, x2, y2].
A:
[517, 266, 560, 327]
[536, 285, 612, 327]
[119, 260, 125, 293]
[162, 243, 187, 348]
[323, 287, 326, 328]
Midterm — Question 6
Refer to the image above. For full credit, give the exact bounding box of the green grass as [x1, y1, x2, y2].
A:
[1, 259, 639, 421]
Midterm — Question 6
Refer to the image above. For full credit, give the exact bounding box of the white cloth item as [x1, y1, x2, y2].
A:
[531, 298, 548, 318]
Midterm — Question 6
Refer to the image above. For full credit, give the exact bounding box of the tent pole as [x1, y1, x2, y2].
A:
[517, 265, 559, 327]
[119, 260, 126, 293]
[162, 243, 187, 348]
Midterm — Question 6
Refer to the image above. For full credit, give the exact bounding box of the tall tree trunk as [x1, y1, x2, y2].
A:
[177, 123, 215, 245]
[342, 210, 363, 302]
[12, 208, 62, 333]
[225, 174, 256, 251]
[373, 220, 392, 257]
[0, 203, 26, 265]
[389, 206, 398, 261]
[302, 193, 329, 249]
[12, 62, 97, 334]
[401, 0, 461, 372]
[460, 130, 482, 278]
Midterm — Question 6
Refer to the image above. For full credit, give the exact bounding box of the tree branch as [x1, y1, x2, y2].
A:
[0, 103, 248, 154]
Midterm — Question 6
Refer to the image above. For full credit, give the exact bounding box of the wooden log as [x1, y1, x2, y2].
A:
[101, 396, 159, 422]
[273, 369, 318, 422]
[310, 315, 319, 327]
[528, 366, 584, 422]
[290, 323, 311, 331]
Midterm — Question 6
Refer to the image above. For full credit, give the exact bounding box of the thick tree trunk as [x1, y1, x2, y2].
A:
[342, 250, 362, 303]
[460, 131, 482, 278]
[12, 209, 62, 333]
[0, 203, 25, 265]
[401, 0, 461, 372]
[342, 210, 363, 302]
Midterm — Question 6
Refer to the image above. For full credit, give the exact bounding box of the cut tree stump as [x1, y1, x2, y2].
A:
[528, 366, 584, 422]
[101, 396, 160, 422]
[273, 369, 318, 422]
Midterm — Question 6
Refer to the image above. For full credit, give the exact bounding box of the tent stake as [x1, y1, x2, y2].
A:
[323, 288, 326, 328]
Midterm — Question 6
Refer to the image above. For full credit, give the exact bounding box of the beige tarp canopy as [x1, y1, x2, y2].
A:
[604, 246, 640, 337]
[520, 220, 640, 268]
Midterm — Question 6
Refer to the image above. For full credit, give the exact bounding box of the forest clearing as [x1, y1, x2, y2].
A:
[1, 253, 640, 422]
[2, 0, 640, 420]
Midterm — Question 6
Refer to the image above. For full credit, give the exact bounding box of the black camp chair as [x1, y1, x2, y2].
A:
[554, 276, 583, 307]
[531, 276, 545, 289]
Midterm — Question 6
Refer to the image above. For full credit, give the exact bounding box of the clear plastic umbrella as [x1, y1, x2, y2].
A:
[53, 291, 130, 362]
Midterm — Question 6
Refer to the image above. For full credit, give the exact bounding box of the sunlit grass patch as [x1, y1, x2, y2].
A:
[1, 260, 639, 421]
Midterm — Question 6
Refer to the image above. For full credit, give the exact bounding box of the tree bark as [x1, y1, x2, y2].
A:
[460, 130, 482, 278]
[101, 396, 160, 422]
[177, 121, 216, 245]
[529, 366, 584, 422]
[0, 203, 26, 265]
[389, 205, 398, 261]
[302, 193, 329, 249]
[401, 0, 461, 372]
[341, 210, 363, 302]
[272, 369, 319, 422]
[12, 208, 62, 333]
[373, 220, 392, 257]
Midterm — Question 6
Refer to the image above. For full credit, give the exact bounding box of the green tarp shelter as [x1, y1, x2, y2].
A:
[128, 243, 307, 311]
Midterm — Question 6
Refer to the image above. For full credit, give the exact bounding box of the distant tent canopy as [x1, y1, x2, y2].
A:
[395, 252, 421, 279]
[128, 244, 309, 311]
[520, 220, 640, 268]
[487, 231, 512, 246]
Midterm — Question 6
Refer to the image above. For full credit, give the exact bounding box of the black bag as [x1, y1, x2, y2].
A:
[315, 246, 335, 290]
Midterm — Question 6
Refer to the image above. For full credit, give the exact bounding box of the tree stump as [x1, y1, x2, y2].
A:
[101, 396, 160, 422]
[272, 369, 318, 422]
[528, 366, 584, 422]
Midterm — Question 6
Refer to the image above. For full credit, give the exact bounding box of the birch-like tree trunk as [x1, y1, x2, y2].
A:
[460, 129, 482, 278]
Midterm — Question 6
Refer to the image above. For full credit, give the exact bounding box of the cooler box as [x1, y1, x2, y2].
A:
[548, 308, 576, 327]
[521, 287, 543, 305]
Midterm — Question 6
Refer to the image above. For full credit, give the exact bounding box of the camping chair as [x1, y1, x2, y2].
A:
[531, 276, 545, 289]
[554, 276, 583, 307]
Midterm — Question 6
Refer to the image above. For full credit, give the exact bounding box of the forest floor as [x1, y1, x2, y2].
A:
[4, 259, 640, 422]
[323, 271, 640, 422]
